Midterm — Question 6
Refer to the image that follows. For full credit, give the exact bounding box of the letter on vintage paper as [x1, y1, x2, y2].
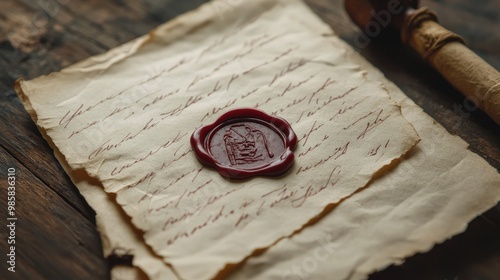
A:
[15, 0, 424, 279]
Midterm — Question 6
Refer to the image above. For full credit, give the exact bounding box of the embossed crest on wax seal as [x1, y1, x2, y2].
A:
[191, 108, 297, 179]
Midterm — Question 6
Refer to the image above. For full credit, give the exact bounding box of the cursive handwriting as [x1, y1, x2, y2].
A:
[56, 19, 411, 254]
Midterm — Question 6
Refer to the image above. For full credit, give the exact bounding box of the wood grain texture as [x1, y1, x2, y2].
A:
[0, 146, 109, 279]
[0, 0, 498, 279]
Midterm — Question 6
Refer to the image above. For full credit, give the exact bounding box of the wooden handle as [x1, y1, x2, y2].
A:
[402, 7, 500, 125]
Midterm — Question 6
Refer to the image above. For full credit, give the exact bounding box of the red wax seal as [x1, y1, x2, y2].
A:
[191, 108, 297, 179]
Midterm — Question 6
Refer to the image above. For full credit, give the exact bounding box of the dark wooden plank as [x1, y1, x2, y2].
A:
[0, 146, 109, 279]
[2, 0, 210, 80]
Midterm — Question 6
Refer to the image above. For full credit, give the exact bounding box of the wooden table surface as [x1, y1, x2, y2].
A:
[1, 0, 499, 279]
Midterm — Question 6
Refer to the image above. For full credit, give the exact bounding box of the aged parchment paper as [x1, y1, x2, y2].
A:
[16, 0, 419, 278]
[15, 0, 499, 279]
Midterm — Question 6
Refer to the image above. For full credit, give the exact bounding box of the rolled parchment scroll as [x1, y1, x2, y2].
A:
[402, 7, 500, 125]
